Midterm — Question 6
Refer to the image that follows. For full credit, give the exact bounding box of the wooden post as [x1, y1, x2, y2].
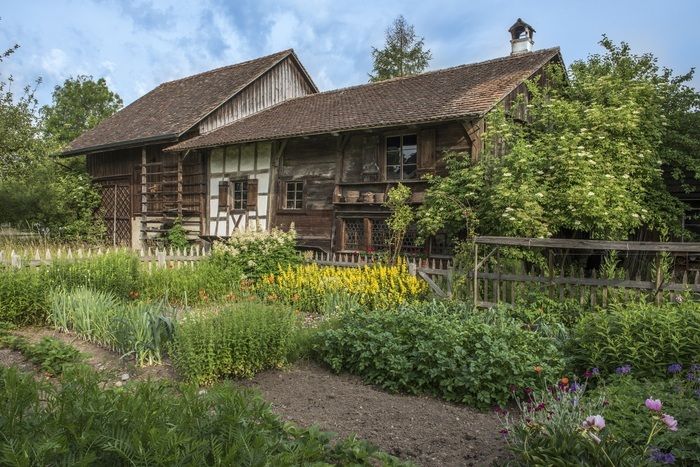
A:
[141, 147, 147, 247]
[473, 242, 479, 308]
[177, 152, 183, 218]
[547, 249, 555, 298]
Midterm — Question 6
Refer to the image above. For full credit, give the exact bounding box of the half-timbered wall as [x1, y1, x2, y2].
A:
[208, 142, 272, 236]
[199, 57, 315, 134]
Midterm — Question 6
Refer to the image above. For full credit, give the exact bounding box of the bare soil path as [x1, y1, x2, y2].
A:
[240, 360, 510, 467]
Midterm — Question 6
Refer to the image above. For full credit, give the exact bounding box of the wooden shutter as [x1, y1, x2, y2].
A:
[334, 218, 345, 251]
[218, 181, 229, 210]
[246, 178, 258, 209]
[418, 128, 436, 173]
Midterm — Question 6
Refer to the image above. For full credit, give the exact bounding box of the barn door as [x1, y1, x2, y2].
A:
[100, 182, 132, 246]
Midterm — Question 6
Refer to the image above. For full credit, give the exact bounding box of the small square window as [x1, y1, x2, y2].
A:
[285, 181, 304, 209]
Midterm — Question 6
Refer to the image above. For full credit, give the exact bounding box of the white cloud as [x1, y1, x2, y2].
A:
[40, 48, 67, 77]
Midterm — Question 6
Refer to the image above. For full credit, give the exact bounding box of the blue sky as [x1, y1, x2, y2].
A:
[1, 0, 698, 107]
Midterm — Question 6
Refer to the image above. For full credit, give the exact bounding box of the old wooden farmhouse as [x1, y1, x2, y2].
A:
[61, 19, 561, 255]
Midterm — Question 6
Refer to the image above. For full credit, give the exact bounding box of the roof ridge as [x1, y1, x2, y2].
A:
[257, 47, 561, 104]
[159, 49, 293, 87]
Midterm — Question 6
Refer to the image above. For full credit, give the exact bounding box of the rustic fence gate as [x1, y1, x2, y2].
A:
[99, 182, 131, 246]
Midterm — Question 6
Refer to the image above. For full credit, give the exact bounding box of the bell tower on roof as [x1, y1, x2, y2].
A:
[509, 18, 535, 55]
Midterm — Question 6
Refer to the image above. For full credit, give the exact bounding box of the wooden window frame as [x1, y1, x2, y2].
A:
[283, 180, 305, 211]
[385, 133, 418, 181]
[230, 178, 248, 213]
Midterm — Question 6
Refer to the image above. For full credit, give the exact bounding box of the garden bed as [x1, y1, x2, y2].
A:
[240, 360, 509, 467]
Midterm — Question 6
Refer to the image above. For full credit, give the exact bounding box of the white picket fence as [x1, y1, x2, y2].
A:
[0, 246, 211, 270]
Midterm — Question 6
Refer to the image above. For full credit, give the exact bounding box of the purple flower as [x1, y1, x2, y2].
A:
[569, 382, 581, 392]
[686, 372, 695, 381]
[695, 388, 700, 399]
[691, 364, 700, 372]
[499, 428, 509, 438]
[582, 415, 605, 430]
[645, 398, 663, 412]
[616, 364, 632, 375]
[583, 370, 593, 379]
[591, 367, 600, 376]
[667, 363, 682, 374]
[661, 414, 678, 432]
[650, 448, 676, 464]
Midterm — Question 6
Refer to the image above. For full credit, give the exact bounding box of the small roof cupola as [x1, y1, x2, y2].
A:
[509, 18, 535, 55]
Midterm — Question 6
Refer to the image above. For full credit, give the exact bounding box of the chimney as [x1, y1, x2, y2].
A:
[509, 18, 535, 55]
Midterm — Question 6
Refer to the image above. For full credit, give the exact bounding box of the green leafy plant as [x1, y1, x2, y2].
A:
[384, 183, 415, 264]
[172, 302, 298, 385]
[0, 266, 49, 324]
[0, 334, 85, 375]
[569, 301, 700, 377]
[47, 251, 140, 299]
[315, 301, 564, 407]
[0, 365, 407, 465]
[165, 217, 189, 250]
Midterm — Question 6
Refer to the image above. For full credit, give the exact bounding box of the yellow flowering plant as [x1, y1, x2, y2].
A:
[259, 259, 427, 313]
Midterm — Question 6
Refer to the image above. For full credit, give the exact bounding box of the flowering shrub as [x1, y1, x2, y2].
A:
[501, 373, 686, 465]
[315, 302, 563, 407]
[211, 226, 301, 280]
[569, 301, 700, 377]
[260, 260, 427, 313]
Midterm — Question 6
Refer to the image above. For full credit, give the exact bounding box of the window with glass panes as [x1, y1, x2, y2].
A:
[285, 181, 304, 209]
[232, 180, 247, 210]
[386, 135, 417, 180]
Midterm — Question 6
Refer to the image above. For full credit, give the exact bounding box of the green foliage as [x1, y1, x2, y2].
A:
[0, 334, 85, 375]
[49, 287, 174, 366]
[166, 217, 189, 250]
[0, 266, 49, 325]
[139, 259, 242, 306]
[420, 38, 700, 241]
[590, 375, 700, 464]
[0, 365, 407, 466]
[369, 15, 431, 82]
[211, 226, 301, 281]
[570, 301, 700, 377]
[385, 183, 415, 263]
[41, 75, 123, 147]
[315, 301, 564, 407]
[172, 302, 298, 385]
[47, 251, 140, 299]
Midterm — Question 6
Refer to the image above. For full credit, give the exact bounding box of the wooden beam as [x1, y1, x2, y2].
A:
[475, 236, 700, 253]
[461, 119, 484, 162]
[140, 147, 147, 247]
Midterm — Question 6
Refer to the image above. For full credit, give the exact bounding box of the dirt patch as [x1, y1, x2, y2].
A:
[0, 347, 35, 373]
[13, 327, 177, 382]
[240, 360, 510, 467]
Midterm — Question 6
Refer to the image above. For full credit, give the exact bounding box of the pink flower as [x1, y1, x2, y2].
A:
[645, 398, 662, 412]
[582, 415, 606, 430]
[661, 414, 678, 432]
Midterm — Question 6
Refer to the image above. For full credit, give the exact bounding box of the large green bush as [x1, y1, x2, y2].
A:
[570, 302, 700, 377]
[315, 301, 564, 407]
[0, 266, 48, 324]
[0, 365, 405, 466]
[172, 302, 298, 385]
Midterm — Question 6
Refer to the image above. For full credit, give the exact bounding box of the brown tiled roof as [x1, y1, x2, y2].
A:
[166, 47, 560, 152]
[61, 49, 313, 156]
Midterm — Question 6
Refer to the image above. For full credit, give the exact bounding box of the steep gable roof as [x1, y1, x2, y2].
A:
[166, 47, 561, 152]
[60, 49, 316, 156]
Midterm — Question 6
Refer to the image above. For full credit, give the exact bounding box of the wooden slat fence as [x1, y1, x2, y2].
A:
[0, 246, 211, 270]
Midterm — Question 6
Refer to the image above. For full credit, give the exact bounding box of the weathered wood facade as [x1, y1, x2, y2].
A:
[63, 50, 317, 247]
